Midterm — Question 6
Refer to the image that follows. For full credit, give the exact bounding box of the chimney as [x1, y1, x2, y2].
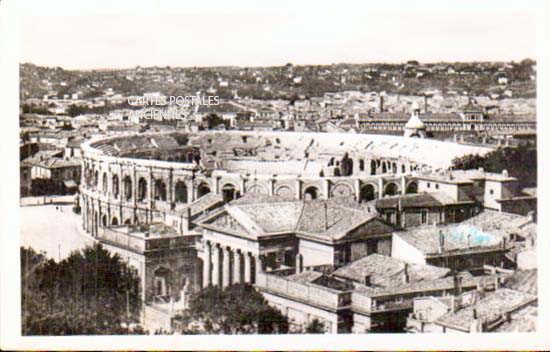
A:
[402, 263, 410, 284]
[453, 275, 463, 296]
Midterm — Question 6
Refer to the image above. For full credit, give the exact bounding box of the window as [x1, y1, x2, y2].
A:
[427, 182, 431, 188]
[489, 189, 494, 195]
[435, 184, 439, 189]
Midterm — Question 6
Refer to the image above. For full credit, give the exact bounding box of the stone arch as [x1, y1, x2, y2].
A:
[197, 182, 211, 198]
[370, 160, 377, 175]
[138, 177, 147, 202]
[154, 179, 167, 201]
[175, 181, 188, 203]
[382, 162, 387, 174]
[94, 170, 99, 187]
[153, 266, 172, 297]
[101, 214, 107, 227]
[112, 174, 119, 198]
[111, 216, 119, 226]
[392, 162, 397, 174]
[221, 183, 239, 202]
[124, 218, 131, 225]
[406, 181, 418, 194]
[123, 176, 132, 201]
[383, 182, 399, 197]
[275, 185, 293, 198]
[303, 186, 320, 200]
[330, 182, 354, 198]
[401, 164, 406, 174]
[359, 159, 365, 172]
[359, 183, 377, 202]
[246, 184, 266, 195]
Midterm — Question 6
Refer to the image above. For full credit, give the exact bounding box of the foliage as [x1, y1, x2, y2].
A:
[176, 283, 289, 334]
[452, 145, 537, 186]
[21, 244, 143, 335]
[304, 318, 326, 333]
[204, 113, 230, 129]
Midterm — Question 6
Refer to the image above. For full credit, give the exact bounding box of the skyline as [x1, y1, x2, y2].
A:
[15, 0, 541, 70]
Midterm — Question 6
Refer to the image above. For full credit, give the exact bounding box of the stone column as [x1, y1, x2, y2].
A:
[186, 179, 194, 204]
[268, 179, 275, 196]
[244, 252, 252, 283]
[378, 177, 384, 199]
[354, 179, 361, 202]
[168, 169, 174, 204]
[323, 179, 330, 200]
[222, 246, 231, 288]
[295, 179, 302, 200]
[254, 255, 264, 284]
[203, 241, 211, 288]
[233, 250, 242, 284]
[401, 175, 406, 195]
[212, 244, 221, 286]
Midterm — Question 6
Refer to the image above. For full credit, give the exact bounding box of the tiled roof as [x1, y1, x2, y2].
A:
[375, 193, 443, 209]
[333, 254, 449, 287]
[504, 269, 537, 295]
[394, 222, 504, 255]
[493, 304, 537, 332]
[435, 288, 536, 332]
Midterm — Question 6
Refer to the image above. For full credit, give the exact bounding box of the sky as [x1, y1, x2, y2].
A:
[14, 0, 541, 69]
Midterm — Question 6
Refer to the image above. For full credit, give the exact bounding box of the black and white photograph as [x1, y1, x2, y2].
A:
[1, 0, 549, 350]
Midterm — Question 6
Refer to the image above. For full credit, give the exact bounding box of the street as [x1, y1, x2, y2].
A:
[20, 204, 95, 261]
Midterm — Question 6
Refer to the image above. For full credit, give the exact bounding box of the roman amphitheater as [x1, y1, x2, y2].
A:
[79, 131, 491, 236]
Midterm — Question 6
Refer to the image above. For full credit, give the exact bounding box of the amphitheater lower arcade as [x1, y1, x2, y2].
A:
[80, 159, 420, 237]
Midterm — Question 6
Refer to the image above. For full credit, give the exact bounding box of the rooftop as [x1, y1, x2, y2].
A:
[435, 288, 536, 332]
[333, 254, 450, 287]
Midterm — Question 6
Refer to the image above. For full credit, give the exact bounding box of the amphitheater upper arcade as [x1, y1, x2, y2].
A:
[79, 131, 491, 237]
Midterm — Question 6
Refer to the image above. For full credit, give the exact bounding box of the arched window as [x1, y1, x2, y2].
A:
[138, 178, 147, 202]
[111, 217, 118, 226]
[222, 184, 238, 202]
[175, 181, 188, 203]
[303, 187, 319, 200]
[406, 182, 418, 194]
[123, 176, 132, 201]
[383, 182, 398, 196]
[112, 175, 119, 198]
[359, 159, 365, 171]
[154, 179, 167, 201]
[197, 183, 211, 198]
[360, 184, 376, 202]
[370, 160, 377, 175]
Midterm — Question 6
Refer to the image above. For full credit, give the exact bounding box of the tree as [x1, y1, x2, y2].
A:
[304, 318, 326, 333]
[21, 244, 143, 335]
[175, 283, 288, 334]
[452, 145, 537, 187]
[204, 113, 229, 129]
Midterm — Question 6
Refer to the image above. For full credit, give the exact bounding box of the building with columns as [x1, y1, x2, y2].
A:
[197, 195, 396, 288]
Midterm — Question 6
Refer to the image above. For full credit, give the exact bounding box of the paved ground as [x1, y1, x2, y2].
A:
[20, 204, 95, 261]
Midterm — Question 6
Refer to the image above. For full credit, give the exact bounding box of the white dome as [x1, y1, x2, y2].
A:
[405, 112, 426, 130]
